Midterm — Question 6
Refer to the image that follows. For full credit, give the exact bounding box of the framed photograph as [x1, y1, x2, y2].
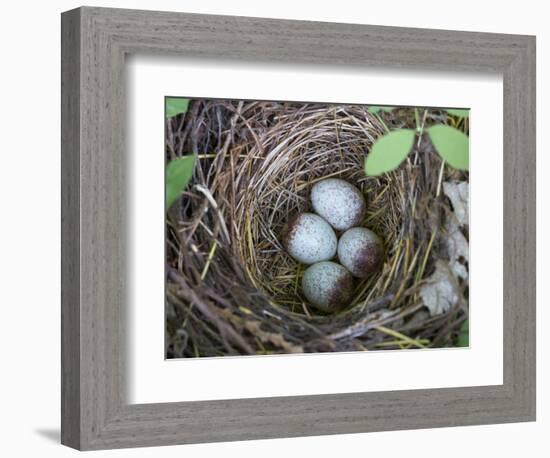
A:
[61, 6, 536, 450]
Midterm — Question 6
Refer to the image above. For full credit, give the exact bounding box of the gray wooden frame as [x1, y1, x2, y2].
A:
[61, 6, 536, 451]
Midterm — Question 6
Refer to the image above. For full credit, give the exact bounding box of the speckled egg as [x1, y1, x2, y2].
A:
[311, 178, 366, 231]
[338, 227, 383, 278]
[301, 261, 354, 312]
[283, 213, 337, 264]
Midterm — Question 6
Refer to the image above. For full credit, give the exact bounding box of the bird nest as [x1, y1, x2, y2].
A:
[166, 100, 469, 358]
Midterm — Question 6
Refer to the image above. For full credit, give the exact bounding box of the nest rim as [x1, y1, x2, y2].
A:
[166, 100, 469, 358]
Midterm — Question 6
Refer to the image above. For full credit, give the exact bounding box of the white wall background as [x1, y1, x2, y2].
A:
[0, 0, 546, 456]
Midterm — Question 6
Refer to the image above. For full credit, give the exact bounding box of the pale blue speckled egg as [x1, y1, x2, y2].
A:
[302, 261, 354, 312]
[338, 227, 383, 278]
[311, 178, 366, 231]
[284, 213, 337, 264]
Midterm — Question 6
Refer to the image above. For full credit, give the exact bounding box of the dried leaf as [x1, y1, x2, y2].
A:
[443, 180, 469, 280]
[420, 181, 469, 315]
[443, 181, 469, 226]
[419, 261, 460, 316]
[446, 221, 469, 279]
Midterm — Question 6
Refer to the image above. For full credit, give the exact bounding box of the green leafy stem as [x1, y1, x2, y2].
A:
[166, 154, 196, 209]
[365, 108, 469, 176]
[165, 97, 196, 210]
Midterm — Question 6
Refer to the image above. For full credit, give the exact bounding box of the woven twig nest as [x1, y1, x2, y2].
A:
[166, 100, 468, 358]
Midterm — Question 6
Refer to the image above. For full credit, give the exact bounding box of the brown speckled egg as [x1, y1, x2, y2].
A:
[283, 213, 337, 264]
[301, 261, 354, 312]
[337, 227, 383, 278]
[311, 178, 366, 231]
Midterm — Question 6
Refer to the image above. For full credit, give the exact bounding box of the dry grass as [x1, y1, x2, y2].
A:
[166, 100, 469, 358]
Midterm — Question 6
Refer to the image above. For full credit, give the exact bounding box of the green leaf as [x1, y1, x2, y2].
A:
[456, 319, 469, 347]
[446, 108, 469, 118]
[427, 124, 469, 170]
[368, 106, 395, 114]
[166, 97, 189, 118]
[166, 155, 196, 209]
[365, 129, 415, 176]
